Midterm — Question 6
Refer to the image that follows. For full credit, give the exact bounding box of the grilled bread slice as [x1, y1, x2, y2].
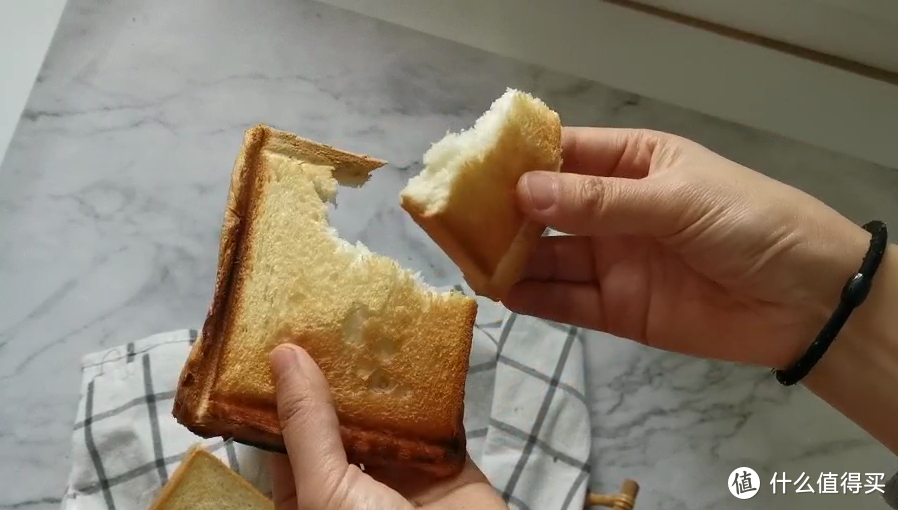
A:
[173, 125, 477, 478]
[147, 447, 272, 510]
[400, 88, 562, 301]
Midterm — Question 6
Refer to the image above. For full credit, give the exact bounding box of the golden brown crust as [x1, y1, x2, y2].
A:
[145, 447, 199, 510]
[180, 412, 467, 478]
[174, 125, 472, 479]
[399, 197, 494, 295]
[147, 446, 273, 510]
[488, 218, 550, 297]
[400, 199, 552, 301]
[173, 126, 267, 440]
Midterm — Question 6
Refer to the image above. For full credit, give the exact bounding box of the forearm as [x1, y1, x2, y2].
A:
[804, 244, 898, 455]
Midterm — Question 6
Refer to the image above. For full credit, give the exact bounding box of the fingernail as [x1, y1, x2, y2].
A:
[270, 344, 300, 376]
[523, 172, 557, 211]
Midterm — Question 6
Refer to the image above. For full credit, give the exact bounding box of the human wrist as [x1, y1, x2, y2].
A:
[802, 243, 898, 454]
[772, 221, 889, 377]
[770, 221, 873, 371]
[807, 232, 896, 364]
[825, 242, 898, 368]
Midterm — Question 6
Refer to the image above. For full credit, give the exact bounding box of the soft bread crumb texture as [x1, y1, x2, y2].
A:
[403, 88, 559, 212]
[399, 88, 562, 299]
[149, 448, 272, 510]
[216, 145, 475, 442]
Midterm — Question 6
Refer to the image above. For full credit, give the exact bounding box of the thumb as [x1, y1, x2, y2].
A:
[516, 171, 684, 237]
[270, 344, 348, 503]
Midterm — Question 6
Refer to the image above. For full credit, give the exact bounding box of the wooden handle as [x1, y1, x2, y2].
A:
[586, 479, 639, 509]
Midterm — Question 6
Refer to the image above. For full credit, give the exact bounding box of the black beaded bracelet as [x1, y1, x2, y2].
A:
[773, 220, 889, 386]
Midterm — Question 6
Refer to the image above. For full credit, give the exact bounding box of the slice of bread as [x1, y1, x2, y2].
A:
[147, 446, 272, 510]
[400, 88, 562, 301]
[173, 125, 477, 478]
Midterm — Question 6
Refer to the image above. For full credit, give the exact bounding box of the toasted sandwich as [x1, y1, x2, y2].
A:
[173, 125, 477, 477]
[400, 88, 562, 301]
[147, 447, 272, 510]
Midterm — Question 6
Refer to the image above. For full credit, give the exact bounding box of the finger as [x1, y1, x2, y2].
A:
[522, 235, 595, 282]
[269, 344, 348, 496]
[268, 453, 297, 510]
[560, 127, 670, 178]
[516, 171, 687, 237]
[504, 281, 606, 331]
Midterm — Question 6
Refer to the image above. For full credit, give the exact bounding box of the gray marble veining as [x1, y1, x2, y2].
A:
[1, 0, 896, 509]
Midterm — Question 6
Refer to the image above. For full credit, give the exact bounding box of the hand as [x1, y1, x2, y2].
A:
[267, 344, 508, 510]
[505, 127, 872, 370]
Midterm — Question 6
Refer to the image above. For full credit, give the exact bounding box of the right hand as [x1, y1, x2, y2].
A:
[505, 127, 872, 370]
[268, 344, 508, 510]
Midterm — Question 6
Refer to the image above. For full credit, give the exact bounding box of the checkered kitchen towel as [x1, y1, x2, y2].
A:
[60, 284, 593, 510]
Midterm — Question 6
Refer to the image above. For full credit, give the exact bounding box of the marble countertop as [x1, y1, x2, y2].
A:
[2, 1, 898, 509]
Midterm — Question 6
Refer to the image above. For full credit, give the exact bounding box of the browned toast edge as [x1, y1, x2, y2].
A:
[173, 124, 470, 479]
[400, 195, 554, 303]
[146, 446, 273, 510]
[399, 196, 496, 299]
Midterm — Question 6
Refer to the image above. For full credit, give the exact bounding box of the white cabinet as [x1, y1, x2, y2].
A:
[318, 0, 898, 170]
[629, 0, 898, 72]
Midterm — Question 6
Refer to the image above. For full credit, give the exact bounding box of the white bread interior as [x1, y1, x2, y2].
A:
[403, 90, 524, 212]
[147, 447, 272, 510]
[214, 151, 476, 418]
[174, 125, 477, 478]
[400, 88, 562, 301]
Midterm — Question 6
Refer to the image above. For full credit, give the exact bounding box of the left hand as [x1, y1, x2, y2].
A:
[267, 343, 507, 510]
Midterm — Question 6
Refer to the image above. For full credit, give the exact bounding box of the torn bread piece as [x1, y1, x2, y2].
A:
[173, 125, 477, 478]
[400, 88, 562, 301]
[147, 446, 272, 510]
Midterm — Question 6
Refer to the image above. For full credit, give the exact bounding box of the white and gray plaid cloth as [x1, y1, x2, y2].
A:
[59, 283, 593, 510]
